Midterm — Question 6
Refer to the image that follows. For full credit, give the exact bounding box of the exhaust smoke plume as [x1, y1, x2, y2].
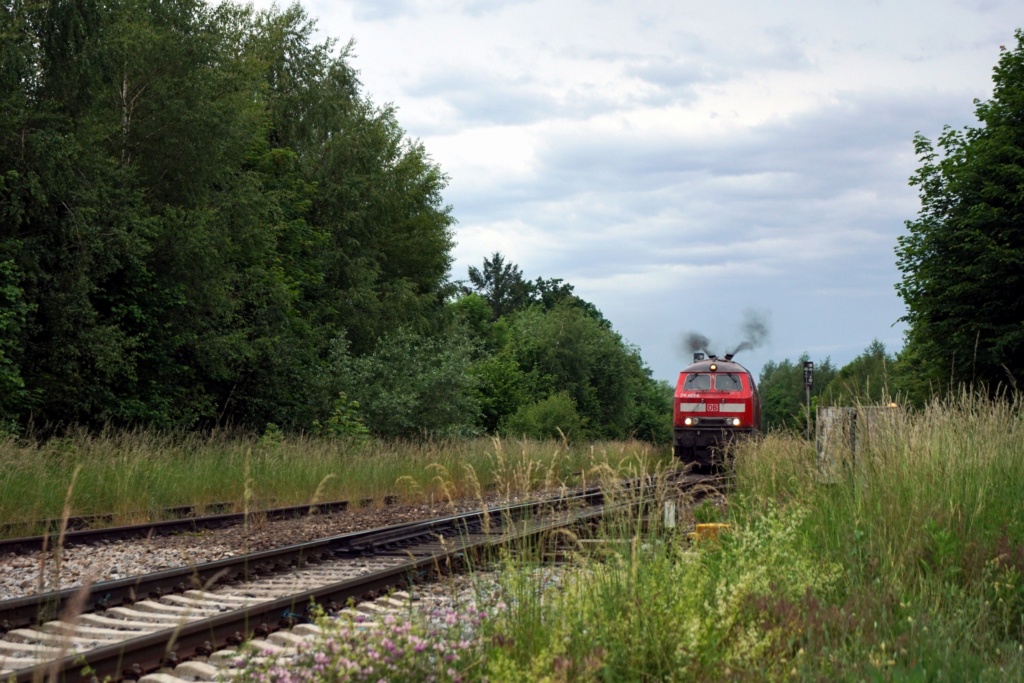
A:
[729, 310, 771, 355]
[684, 333, 715, 357]
[681, 310, 771, 360]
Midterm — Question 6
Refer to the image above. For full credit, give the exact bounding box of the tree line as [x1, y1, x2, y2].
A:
[0, 0, 670, 440]
[5, 1, 1022, 441]
[756, 340, 892, 434]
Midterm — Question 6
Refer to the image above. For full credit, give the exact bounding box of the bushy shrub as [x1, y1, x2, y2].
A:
[312, 393, 370, 442]
[470, 352, 529, 434]
[500, 392, 584, 441]
[346, 328, 481, 438]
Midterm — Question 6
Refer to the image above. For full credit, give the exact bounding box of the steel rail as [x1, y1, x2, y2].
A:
[0, 490, 604, 634]
[9, 489, 618, 682]
[0, 499, 374, 555]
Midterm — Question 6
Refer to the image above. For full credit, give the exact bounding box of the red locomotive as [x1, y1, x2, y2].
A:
[673, 353, 761, 468]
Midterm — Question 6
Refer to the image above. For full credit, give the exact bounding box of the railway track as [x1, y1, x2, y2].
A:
[0, 471, 724, 682]
[0, 499, 375, 555]
[0, 485, 621, 682]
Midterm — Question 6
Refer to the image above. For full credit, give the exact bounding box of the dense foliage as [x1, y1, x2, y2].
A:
[821, 339, 896, 406]
[458, 254, 672, 443]
[1, 0, 455, 431]
[896, 30, 1024, 394]
[0, 1, 669, 441]
[757, 355, 835, 433]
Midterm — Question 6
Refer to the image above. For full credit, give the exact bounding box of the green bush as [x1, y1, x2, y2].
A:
[345, 328, 481, 438]
[311, 393, 370, 442]
[500, 392, 584, 441]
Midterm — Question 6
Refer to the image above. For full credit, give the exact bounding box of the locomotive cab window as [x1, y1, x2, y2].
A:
[684, 373, 711, 390]
[714, 373, 742, 391]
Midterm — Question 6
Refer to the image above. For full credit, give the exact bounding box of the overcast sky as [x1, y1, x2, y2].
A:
[252, 0, 1019, 383]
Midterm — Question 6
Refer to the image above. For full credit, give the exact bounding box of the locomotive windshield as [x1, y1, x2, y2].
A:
[683, 373, 711, 390]
[683, 373, 743, 391]
[715, 373, 743, 391]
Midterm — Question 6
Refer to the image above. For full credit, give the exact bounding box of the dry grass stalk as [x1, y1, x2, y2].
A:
[36, 578, 96, 683]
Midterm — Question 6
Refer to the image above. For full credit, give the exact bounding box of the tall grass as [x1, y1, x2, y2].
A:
[472, 392, 1024, 681]
[0, 431, 667, 536]
[736, 391, 1024, 589]
[24, 395, 1024, 680]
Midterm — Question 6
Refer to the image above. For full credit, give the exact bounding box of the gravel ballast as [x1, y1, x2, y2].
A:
[0, 497, 504, 601]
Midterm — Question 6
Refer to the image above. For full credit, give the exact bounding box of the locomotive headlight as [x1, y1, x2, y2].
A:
[731, 418, 741, 427]
[684, 417, 694, 426]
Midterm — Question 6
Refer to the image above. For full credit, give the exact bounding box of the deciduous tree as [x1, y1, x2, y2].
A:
[758, 355, 836, 433]
[821, 340, 895, 405]
[896, 30, 1024, 392]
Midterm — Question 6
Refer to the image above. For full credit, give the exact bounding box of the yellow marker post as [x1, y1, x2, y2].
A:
[688, 522, 731, 544]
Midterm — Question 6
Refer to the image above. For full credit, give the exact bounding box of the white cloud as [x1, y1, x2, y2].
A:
[251, 0, 1019, 379]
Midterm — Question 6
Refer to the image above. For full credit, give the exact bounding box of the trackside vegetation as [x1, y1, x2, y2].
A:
[0, 433, 665, 536]
[471, 396, 1024, 681]
[234, 393, 1024, 682]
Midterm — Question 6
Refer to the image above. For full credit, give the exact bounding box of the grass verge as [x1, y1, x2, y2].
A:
[469, 391, 1024, 681]
[232, 391, 1023, 682]
[0, 432, 666, 536]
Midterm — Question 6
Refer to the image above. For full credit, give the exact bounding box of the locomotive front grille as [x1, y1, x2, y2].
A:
[694, 418, 730, 427]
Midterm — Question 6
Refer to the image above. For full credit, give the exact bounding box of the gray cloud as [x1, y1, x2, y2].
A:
[406, 70, 560, 126]
[448, 90, 962, 240]
[448, 87, 963, 379]
[540, 92, 956, 180]
[347, 0, 415, 21]
[458, 0, 536, 17]
[621, 57, 721, 104]
[406, 66, 659, 130]
[253, 0, 1016, 383]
